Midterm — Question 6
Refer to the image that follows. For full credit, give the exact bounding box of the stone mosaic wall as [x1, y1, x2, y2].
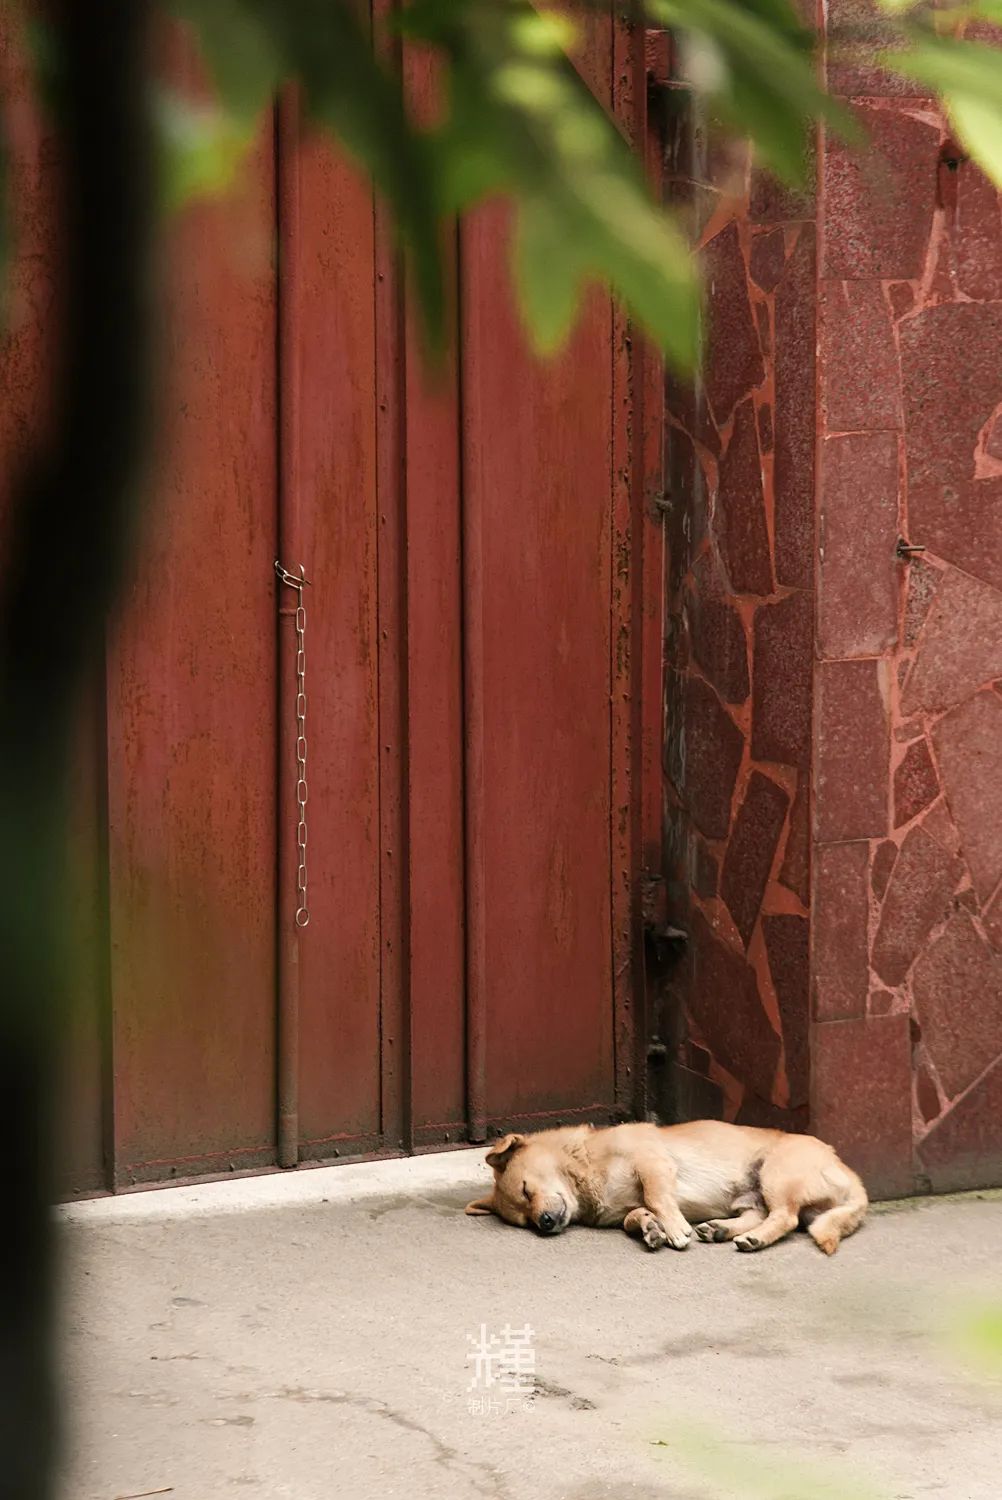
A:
[658, 84, 815, 1137]
[656, 21, 1002, 1197]
[812, 14, 1002, 1195]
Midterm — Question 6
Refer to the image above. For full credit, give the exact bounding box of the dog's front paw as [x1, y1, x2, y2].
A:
[694, 1221, 728, 1243]
[734, 1232, 762, 1253]
[666, 1224, 693, 1251]
[642, 1218, 668, 1251]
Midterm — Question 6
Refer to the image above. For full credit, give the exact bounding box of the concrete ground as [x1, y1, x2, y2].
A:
[58, 1151, 1002, 1500]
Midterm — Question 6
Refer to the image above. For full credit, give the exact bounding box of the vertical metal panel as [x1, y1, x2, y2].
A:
[275, 90, 303, 1169]
[60, 682, 113, 1196]
[610, 19, 661, 1120]
[459, 15, 620, 1126]
[105, 45, 279, 1184]
[4, 16, 659, 1188]
[374, 186, 410, 1153]
[402, 47, 467, 1147]
[290, 116, 383, 1159]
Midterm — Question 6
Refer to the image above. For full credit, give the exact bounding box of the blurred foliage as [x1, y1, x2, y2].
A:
[946, 1297, 1002, 1376]
[647, 1291, 1002, 1500]
[877, 0, 1002, 187]
[652, 1422, 890, 1500]
[3, 0, 1002, 360]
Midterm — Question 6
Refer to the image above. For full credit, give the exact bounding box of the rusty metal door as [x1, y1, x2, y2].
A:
[0, 18, 662, 1194]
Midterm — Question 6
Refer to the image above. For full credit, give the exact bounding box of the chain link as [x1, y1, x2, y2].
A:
[275, 561, 310, 928]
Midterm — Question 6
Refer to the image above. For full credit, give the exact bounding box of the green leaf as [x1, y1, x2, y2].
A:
[648, 0, 859, 184]
[165, 0, 447, 353]
[885, 37, 1002, 186]
[406, 0, 699, 364]
[949, 90, 1002, 186]
[155, 92, 255, 213]
[167, 0, 283, 124]
[514, 197, 588, 351]
[947, 1300, 1002, 1373]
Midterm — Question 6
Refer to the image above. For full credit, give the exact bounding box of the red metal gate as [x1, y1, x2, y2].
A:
[1, 17, 664, 1194]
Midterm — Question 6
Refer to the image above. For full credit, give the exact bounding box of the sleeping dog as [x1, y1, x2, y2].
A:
[466, 1119, 868, 1255]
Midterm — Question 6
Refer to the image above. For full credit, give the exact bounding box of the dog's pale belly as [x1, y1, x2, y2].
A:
[586, 1152, 743, 1227]
[672, 1156, 745, 1223]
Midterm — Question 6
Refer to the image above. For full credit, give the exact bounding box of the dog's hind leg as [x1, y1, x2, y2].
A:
[694, 1208, 765, 1243]
[733, 1205, 799, 1252]
[732, 1153, 801, 1251]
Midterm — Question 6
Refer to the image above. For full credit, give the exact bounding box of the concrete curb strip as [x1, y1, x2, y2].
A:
[56, 1146, 489, 1225]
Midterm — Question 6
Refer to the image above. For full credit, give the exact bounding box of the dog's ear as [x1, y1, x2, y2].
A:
[465, 1195, 495, 1216]
[485, 1133, 524, 1171]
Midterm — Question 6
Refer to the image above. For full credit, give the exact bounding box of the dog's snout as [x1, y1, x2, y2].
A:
[538, 1210, 556, 1233]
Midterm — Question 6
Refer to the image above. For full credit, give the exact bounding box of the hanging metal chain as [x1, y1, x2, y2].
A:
[275, 561, 310, 928]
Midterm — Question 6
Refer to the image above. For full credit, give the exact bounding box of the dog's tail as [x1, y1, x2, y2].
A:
[808, 1167, 869, 1256]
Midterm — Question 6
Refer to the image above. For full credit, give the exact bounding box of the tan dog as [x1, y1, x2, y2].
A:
[466, 1120, 867, 1255]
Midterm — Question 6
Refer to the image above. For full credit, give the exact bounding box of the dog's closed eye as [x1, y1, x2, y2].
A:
[522, 1182, 531, 1201]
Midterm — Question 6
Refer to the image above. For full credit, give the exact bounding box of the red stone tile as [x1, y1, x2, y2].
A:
[686, 1040, 713, 1077]
[692, 836, 718, 900]
[871, 825, 964, 987]
[984, 886, 1002, 952]
[813, 840, 870, 1021]
[869, 988, 897, 1016]
[751, 591, 812, 767]
[720, 772, 790, 947]
[826, 0, 931, 97]
[909, 479, 1002, 596]
[912, 913, 1002, 1100]
[702, 222, 765, 430]
[749, 227, 787, 292]
[902, 557, 940, 648]
[932, 690, 1002, 903]
[688, 554, 750, 705]
[987, 415, 1002, 464]
[819, 281, 901, 433]
[779, 774, 810, 905]
[774, 228, 816, 588]
[665, 427, 702, 596]
[812, 1016, 914, 1196]
[893, 737, 939, 828]
[715, 398, 773, 597]
[816, 660, 889, 842]
[918, 1055, 1002, 1191]
[683, 675, 745, 840]
[763, 914, 809, 1107]
[668, 1060, 726, 1121]
[818, 432, 900, 658]
[823, 106, 940, 279]
[899, 304, 1002, 487]
[667, 368, 720, 458]
[749, 153, 813, 224]
[872, 839, 897, 901]
[922, 798, 962, 857]
[735, 1096, 808, 1133]
[954, 164, 1002, 302]
[915, 1062, 941, 1125]
[688, 909, 781, 1101]
[887, 282, 915, 320]
[903, 569, 1002, 718]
